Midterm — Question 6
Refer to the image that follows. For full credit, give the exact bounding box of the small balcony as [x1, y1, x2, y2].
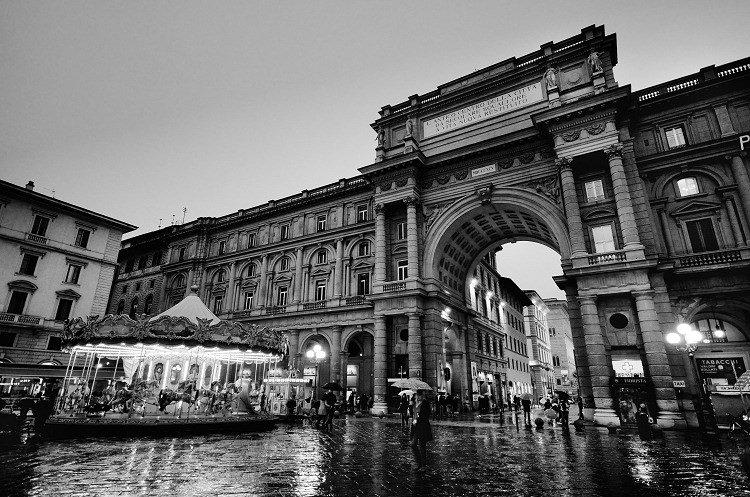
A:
[345, 296, 367, 306]
[0, 313, 43, 326]
[302, 301, 327, 311]
[677, 249, 745, 268]
[26, 233, 48, 245]
[587, 250, 627, 265]
[265, 306, 287, 315]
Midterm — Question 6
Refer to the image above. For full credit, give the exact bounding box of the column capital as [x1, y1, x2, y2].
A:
[403, 195, 420, 207]
[289, 329, 300, 337]
[555, 156, 573, 170]
[374, 203, 385, 215]
[577, 295, 598, 306]
[330, 325, 343, 333]
[632, 290, 655, 301]
[725, 151, 748, 161]
[603, 143, 624, 160]
[406, 311, 423, 319]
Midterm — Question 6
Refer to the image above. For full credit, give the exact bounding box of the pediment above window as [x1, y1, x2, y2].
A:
[310, 267, 330, 277]
[241, 279, 258, 289]
[211, 284, 227, 295]
[671, 200, 721, 217]
[56, 289, 81, 300]
[8, 280, 38, 292]
[582, 208, 616, 221]
[351, 260, 373, 271]
[273, 275, 293, 284]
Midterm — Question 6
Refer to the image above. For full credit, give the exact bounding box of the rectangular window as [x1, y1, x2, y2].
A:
[248, 233, 256, 247]
[397, 260, 408, 281]
[358, 242, 369, 257]
[591, 224, 616, 253]
[357, 205, 368, 222]
[19, 254, 39, 276]
[138, 256, 147, 270]
[31, 215, 50, 236]
[584, 179, 605, 202]
[151, 251, 161, 266]
[65, 264, 82, 284]
[218, 241, 226, 255]
[357, 273, 370, 296]
[55, 299, 73, 321]
[213, 296, 223, 314]
[677, 177, 700, 197]
[0, 332, 16, 347]
[315, 281, 327, 301]
[243, 291, 254, 310]
[124, 259, 135, 272]
[74, 228, 90, 248]
[280, 225, 289, 240]
[7, 291, 28, 314]
[178, 247, 186, 262]
[317, 216, 327, 232]
[47, 336, 63, 350]
[277, 286, 288, 306]
[316, 251, 327, 264]
[135, 282, 141, 291]
[149, 280, 155, 289]
[397, 222, 407, 240]
[665, 126, 686, 149]
[686, 218, 720, 253]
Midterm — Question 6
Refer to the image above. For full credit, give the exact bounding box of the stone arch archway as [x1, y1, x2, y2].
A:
[423, 187, 571, 292]
[342, 328, 375, 399]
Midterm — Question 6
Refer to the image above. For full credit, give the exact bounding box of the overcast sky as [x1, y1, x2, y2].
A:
[3, 1, 749, 300]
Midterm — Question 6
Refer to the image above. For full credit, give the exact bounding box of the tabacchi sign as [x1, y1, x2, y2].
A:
[422, 83, 544, 139]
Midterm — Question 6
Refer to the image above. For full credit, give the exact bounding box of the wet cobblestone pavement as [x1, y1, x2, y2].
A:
[1, 412, 749, 496]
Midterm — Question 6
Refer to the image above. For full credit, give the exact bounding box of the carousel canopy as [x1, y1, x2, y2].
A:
[150, 287, 220, 325]
[62, 286, 288, 358]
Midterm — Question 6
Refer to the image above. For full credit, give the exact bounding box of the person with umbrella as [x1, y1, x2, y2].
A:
[521, 393, 533, 425]
[398, 390, 413, 427]
[321, 382, 341, 430]
[410, 389, 433, 472]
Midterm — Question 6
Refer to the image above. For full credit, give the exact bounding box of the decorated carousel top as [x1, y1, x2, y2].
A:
[63, 286, 288, 360]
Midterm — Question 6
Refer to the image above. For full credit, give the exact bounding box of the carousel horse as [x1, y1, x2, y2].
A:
[110, 385, 136, 412]
[196, 386, 218, 415]
[100, 384, 117, 404]
[157, 380, 198, 413]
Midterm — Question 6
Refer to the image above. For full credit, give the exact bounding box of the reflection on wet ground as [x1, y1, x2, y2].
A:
[1, 414, 749, 496]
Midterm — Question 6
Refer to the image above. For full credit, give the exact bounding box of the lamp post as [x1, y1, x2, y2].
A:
[306, 344, 326, 400]
[666, 323, 718, 433]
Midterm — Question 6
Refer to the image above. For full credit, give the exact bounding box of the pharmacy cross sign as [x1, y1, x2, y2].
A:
[621, 362, 634, 374]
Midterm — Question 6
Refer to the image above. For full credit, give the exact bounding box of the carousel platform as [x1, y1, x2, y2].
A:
[44, 412, 278, 439]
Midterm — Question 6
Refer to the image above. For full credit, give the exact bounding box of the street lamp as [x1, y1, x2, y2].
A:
[306, 344, 326, 399]
[666, 323, 718, 433]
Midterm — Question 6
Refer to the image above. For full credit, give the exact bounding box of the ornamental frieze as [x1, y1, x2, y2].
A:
[423, 200, 457, 234]
[521, 175, 561, 204]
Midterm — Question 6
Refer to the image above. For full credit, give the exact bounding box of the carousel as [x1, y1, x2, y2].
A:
[44, 286, 288, 439]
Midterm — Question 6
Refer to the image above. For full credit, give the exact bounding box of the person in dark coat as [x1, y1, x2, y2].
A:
[410, 390, 433, 472]
[398, 394, 410, 427]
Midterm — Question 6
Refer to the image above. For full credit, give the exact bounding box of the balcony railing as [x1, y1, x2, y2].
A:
[679, 250, 742, 268]
[26, 233, 48, 244]
[232, 310, 252, 318]
[0, 313, 43, 326]
[265, 306, 287, 315]
[383, 282, 407, 292]
[345, 296, 367, 306]
[588, 251, 627, 265]
[302, 301, 327, 311]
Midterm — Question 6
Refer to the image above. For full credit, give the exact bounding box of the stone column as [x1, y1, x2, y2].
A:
[633, 290, 683, 429]
[657, 209, 675, 256]
[728, 153, 750, 224]
[258, 255, 269, 307]
[557, 157, 587, 258]
[405, 196, 419, 279]
[372, 316, 388, 413]
[407, 312, 423, 379]
[723, 195, 746, 247]
[293, 247, 303, 303]
[288, 329, 300, 370]
[578, 296, 618, 425]
[158, 276, 169, 313]
[334, 238, 344, 297]
[185, 268, 195, 298]
[226, 262, 237, 311]
[330, 326, 342, 384]
[374, 204, 386, 285]
[604, 143, 643, 250]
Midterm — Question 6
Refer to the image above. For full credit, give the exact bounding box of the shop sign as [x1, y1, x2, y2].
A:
[611, 376, 651, 387]
[346, 365, 358, 376]
[612, 359, 645, 378]
[715, 385, 743, 395]
[672, 380, 686, 388]
[266, 378, 308, 384]
[303, 367, 317, 376]
[740, 134, 750, 151]
[695, 357, 747, 384]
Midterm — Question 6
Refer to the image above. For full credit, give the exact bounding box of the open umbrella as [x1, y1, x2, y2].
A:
[322, 382, 343, 391]
[391, 378, 433, 391]
[397, 389, 415, 396]
[554, 390, 571, 402]
[520, 392, 533, 401]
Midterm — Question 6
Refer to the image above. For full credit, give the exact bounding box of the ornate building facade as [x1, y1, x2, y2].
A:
[111, 25, 750, 428]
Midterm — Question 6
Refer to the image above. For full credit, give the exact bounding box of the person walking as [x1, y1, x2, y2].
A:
[398, 393, 410, 427]
[322, 389, 337, 430]
[521, 395, 532, 425]
[559, 397, 570, 429]
[410, 389, 433, 472]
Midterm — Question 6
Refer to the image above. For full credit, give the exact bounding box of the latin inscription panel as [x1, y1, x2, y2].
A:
[423, 83, 543, 139]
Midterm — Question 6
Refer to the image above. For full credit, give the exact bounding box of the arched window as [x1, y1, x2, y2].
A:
[247, 264, 257, 277]
[216, 270, 226, 283]
[280, 258, 290, 271]
[317, 251, 327, 264]
[144, 295, 154, 315]
[676, 177, 700, 197]
[172, 274, 186, 289]
[129, 298, 139, 319]
[358, 242, 369, 257]
[116, 300, 125, 314]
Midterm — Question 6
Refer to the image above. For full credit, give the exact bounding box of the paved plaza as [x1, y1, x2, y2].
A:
[1, 412, 749, 496]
